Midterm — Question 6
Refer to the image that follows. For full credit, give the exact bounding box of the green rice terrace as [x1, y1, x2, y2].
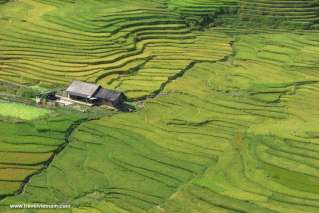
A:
[0, 0, 319, 212]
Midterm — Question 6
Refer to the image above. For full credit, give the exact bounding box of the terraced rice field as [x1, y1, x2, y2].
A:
[168, 0, 238, 23]
[239, 0, 319, 28]
[169, 0, 319, 29]
[0, 108, 84, 199]
[0, 0, 319, 212]
[0, 0, 232, 100]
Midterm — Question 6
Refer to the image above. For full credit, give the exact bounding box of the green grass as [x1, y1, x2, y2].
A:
[1, 0, 319, 212]
[0, 102, 49, 120]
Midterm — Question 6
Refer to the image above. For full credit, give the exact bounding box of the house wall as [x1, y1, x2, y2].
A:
[66, 91, 125, 108]
[69, 95, 96, 104]
[97, 99, 114, 107]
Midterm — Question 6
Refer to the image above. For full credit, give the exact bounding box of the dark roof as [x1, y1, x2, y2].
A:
[94, 88, 124, 102]
[66, 80, 100, 98]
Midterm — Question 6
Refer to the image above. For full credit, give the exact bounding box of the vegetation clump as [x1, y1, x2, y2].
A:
[0, 0, 319, 212]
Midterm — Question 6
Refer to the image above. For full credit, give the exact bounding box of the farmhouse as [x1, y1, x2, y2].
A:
[65, 80, 126, 108]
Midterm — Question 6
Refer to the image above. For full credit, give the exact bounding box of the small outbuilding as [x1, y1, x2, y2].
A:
[95, 88, 127, 108]
[65, 80, 126, 108]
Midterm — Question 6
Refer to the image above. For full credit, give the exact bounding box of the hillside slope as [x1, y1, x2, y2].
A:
[0, 0, 319, 212]
[2, 31, 319, 212]
[169, 0, 319, 29]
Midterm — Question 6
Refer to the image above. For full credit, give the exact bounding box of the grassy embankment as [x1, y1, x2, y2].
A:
[0, 0, 319, 212]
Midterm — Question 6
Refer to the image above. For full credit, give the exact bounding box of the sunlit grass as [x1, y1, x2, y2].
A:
[0, 102, 49, 120]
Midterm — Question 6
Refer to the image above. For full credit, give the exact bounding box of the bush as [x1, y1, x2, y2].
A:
[16, 87, 38, 98]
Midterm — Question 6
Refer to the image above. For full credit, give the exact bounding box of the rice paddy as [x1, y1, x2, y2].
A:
[0, 109, 84, 199]
[0, 0, 319, 212]
[0, 102, 49, 120]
